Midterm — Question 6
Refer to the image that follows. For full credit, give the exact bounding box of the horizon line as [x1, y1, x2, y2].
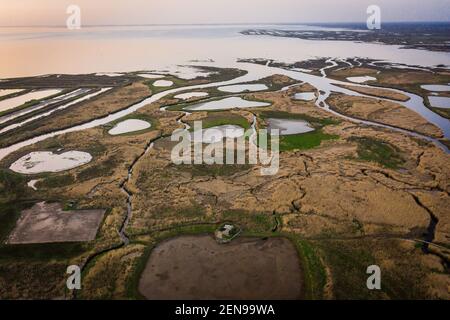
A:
[1, 20, 449, 28]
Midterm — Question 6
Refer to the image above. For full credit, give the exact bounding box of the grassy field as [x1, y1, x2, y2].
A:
[349, 136, 405, 169]
[279, 130, 339, 151]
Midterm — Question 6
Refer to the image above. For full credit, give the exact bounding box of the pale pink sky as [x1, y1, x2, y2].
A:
[0, 0, 449, 26]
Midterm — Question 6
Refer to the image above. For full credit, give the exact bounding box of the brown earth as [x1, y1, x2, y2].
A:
[326, 93, 443, 138]
[0, 82, 152, 148]
[0, 71, 449, 300]
[7, 202, 106, 244]
[335, 84, 410, 102]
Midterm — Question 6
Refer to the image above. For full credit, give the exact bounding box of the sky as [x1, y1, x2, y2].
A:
[0, 0, 449, 26]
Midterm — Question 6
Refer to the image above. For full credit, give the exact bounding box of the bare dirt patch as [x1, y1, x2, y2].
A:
[138, 236, 304, 300]
[7, 202, 105, 244]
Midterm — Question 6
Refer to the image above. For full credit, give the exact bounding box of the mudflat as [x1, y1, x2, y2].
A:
[7, 202, 105, 244]
[138, 236, 304, 300]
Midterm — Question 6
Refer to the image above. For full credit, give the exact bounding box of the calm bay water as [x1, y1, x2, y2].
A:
[0, 24, 449, 78]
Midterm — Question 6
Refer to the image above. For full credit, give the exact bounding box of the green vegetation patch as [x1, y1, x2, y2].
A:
[315, 240, 381, 299]
[349, 136, 405, 169]
[0, 241, 87, 261]
[36, 173, 75, 189]
[222, 210, 275, 234]
[315, 239, 429, 299]
[279, 130, 339, 151]
[77, 156, 118, 182]
[0, 202, 34, 243]
[152, 200, 207, 219]
[0, 169, 28, 202]
[257, 111, 340, 151]
[291, 239, 327, 299]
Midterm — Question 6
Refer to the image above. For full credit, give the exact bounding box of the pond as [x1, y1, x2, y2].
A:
[428, 96, 450, 109]
[346, 76, 377, 83]
[185, 97, 270, 111]
[218, 83, 268, 93]
[10, 150, 92, 174]
[421, 84, 450, 92]
[153, 80, 174, 87]
[138, 236, 304, 300]
[108, 119, 151, 135]
[267, 118, 315, 135]
[174, 92, 209, 100]
[293, 92, 316, 101]
[137, 73, 164, 79]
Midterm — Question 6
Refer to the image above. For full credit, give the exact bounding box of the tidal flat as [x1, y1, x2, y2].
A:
[0, 25, 449, 299]
[138, 236, 304, 300]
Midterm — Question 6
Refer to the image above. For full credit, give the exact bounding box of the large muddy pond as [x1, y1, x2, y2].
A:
[10, 151, 92, 174]
[185, 97, 270, 111]
[138, 236, 303, 300]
